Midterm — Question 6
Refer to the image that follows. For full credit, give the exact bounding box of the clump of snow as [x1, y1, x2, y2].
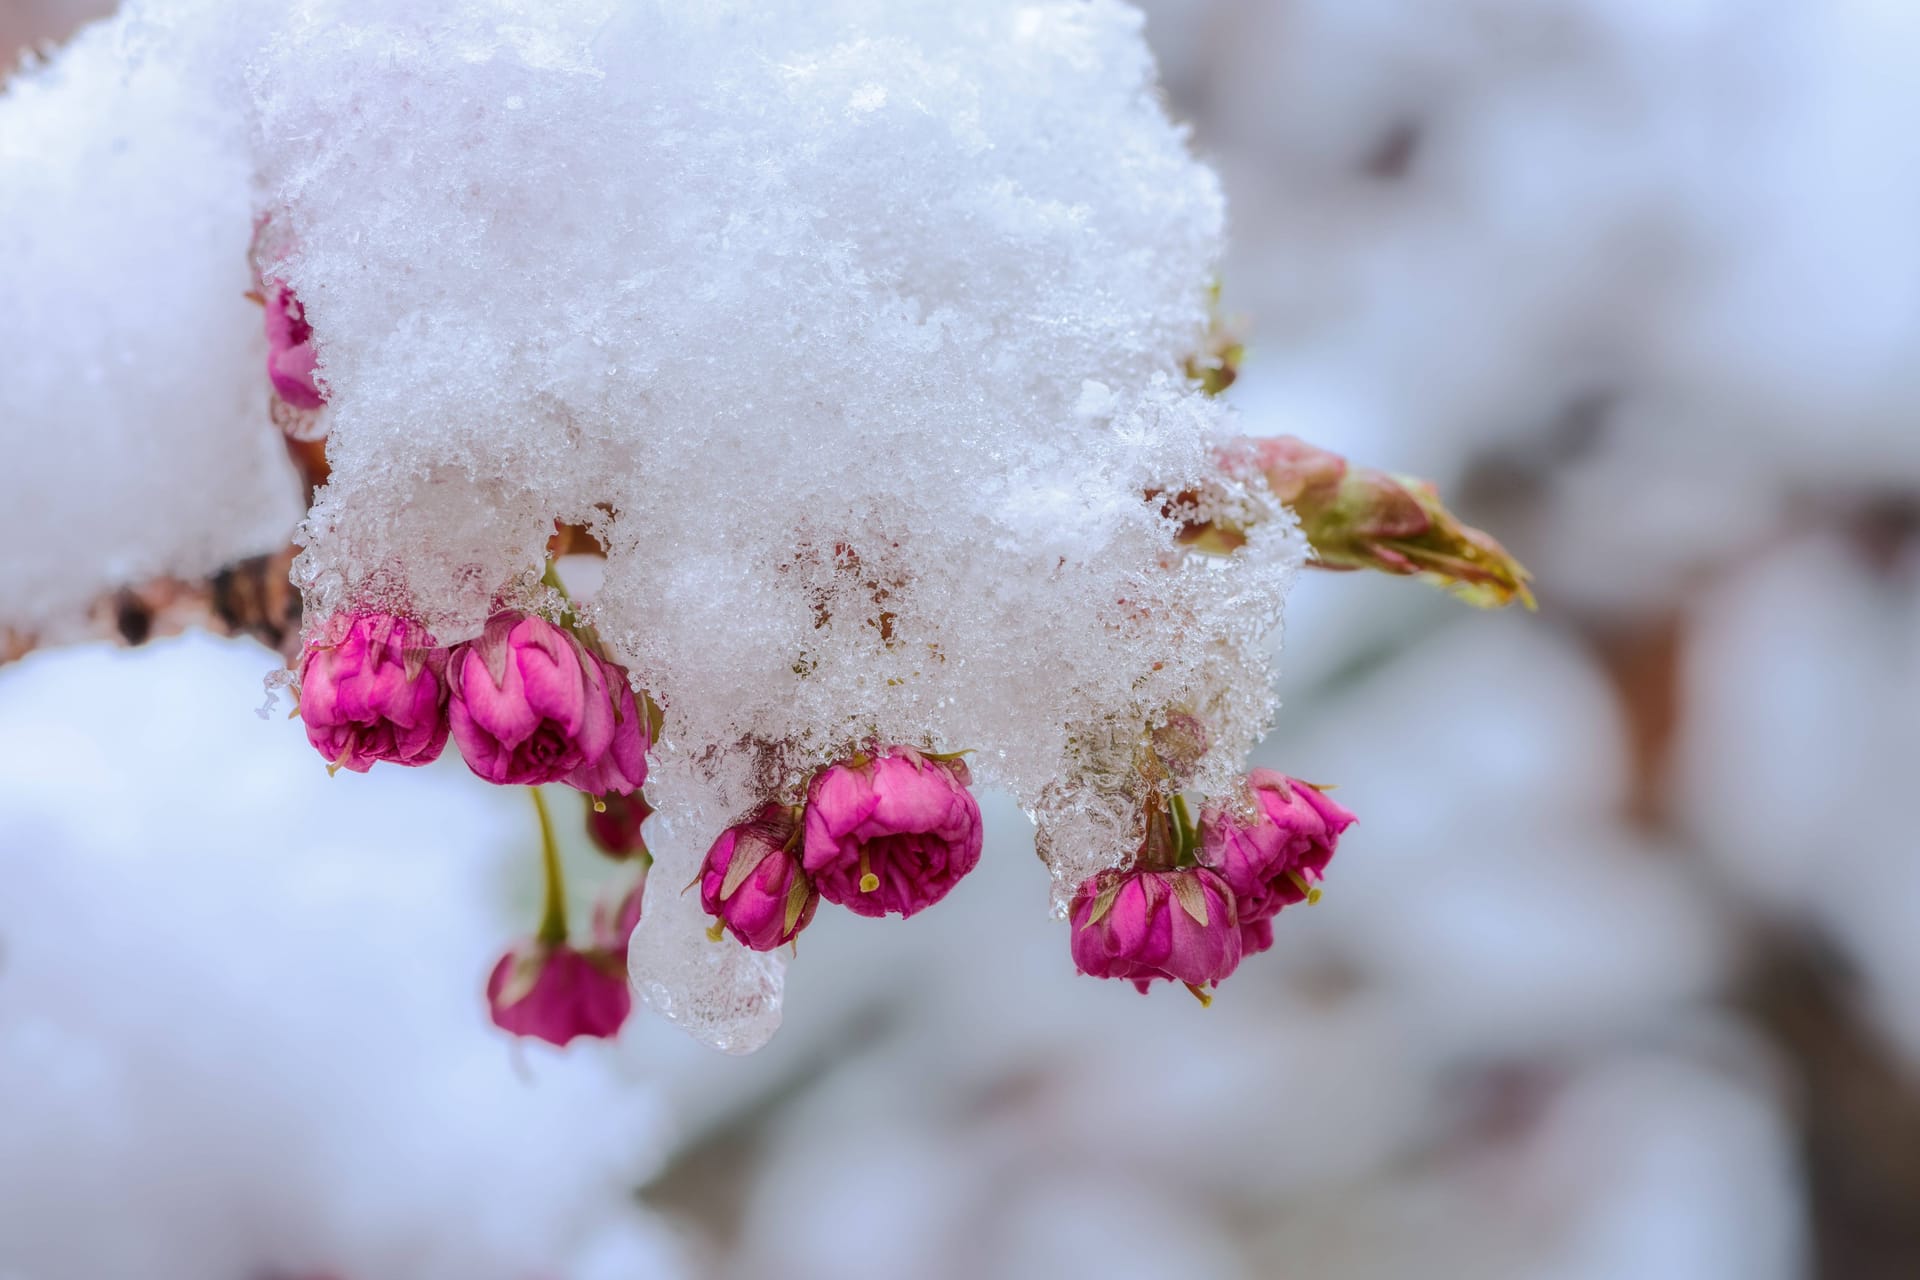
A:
[10, 0, 1302, 1045]
[250, 0, 1294, 844]
[0, 13, 301, 639]
[232, 2, 1299, 1023]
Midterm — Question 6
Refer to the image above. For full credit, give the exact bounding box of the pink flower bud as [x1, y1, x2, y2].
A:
[1199, 770, 1355, 921]
[700, 804, 818, 951]
[448, 613, 616, 787]
[1238, 434, 1349, 510]
[802, 748, 983, 918]
[586, 790, 654, 859]
[563, 653, 651, 798]
[1209, 435, 1535, 609]
[485, 942, 631, 1047]
[264, 282, 324, 411]
[297, 612, 448, 773]
[1069, 866, 1243, 995]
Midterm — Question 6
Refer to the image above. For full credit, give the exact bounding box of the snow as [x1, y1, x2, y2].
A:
[0, 14, 300, 639]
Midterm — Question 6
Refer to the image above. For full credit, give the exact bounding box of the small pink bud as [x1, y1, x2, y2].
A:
[563, 652, 651, 798]
[485, 942, 631, 1047]
[1069, 866, 1243, 996]
[1199, 770, 1355, 921]
[447, 613, 616, 787]
[297, 612, 448, 773]
[802, 747, 983, 918]
[700, 804, 818, 951]
[264, 282, 324, 411]
[585, 790, 654, 859]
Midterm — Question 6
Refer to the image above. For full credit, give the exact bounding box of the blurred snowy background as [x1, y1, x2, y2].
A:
[3, 1, 1917, 1277]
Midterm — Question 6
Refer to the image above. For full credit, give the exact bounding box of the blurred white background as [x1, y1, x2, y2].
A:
[5, 2, 1918, 1277]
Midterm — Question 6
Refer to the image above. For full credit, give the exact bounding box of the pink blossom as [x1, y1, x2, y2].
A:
[1199, 770, 1355, 921]
[485, 942, 631, 1047]
[564, 653, 651, 798]
[801, 748, 982, 918]
[700, 804, 818, 951]
[264, 282, 324, 411]
[1068, 866, 1243, 995]
[296, 612, 448, 773]
[585, 790, 654, 859]
[447, 613, 615, 787]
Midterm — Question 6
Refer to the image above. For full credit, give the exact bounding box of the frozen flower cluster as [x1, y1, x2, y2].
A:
[244, 0, 1309, 1047]
[5, 0, 1528, 1051]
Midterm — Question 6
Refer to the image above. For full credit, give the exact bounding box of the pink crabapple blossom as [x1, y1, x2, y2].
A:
[447, 612, 618, 788]
[699, 803, 819, 951]
[802, 747, 983, 918]
[487, 796, 646, 1047]
[485, 942, 632, 1048]
[296, 612, 448, 773]
[1069, 865, 1243, 999]
[562, 650, 651, 799]
[1199, 769, 1355, 938]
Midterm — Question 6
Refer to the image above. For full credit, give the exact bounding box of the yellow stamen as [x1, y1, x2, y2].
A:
[1286, 870, 1323, 905]
[705, 920, 726, 943]
[1183, 982, 1214, 1008]
[858, 847, 879, 894]
[593, 797, 607, 813]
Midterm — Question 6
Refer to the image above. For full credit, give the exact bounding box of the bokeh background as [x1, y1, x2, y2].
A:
[4, 2, 1917, 1277]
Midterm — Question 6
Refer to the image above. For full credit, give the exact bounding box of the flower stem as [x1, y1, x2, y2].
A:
[1170, 792, 1199, 865]
[531, 786, 569, 945]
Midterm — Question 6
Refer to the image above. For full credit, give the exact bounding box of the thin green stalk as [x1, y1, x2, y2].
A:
[1169, 792, 1199, 866]
[531, 786, 569, 945]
